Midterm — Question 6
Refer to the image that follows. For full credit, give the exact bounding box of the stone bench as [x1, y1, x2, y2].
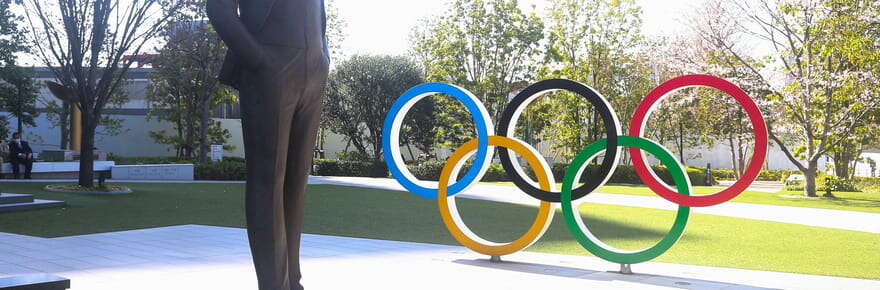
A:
[0, 161, 115, 179]
[0, 274, 70, 289]
[111, 164, 195, 180]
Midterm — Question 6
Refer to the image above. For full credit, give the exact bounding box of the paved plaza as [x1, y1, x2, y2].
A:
[0, 225, 878, 289]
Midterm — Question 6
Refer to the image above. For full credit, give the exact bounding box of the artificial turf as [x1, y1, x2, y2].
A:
[0, 182, 877, 280]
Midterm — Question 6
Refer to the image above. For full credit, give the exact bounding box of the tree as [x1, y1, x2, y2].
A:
[0, 0, 37, 137]
[647, 34, 768, 174]
[0, 0, 26, 66]
[0, 66, 39, 133]
[148, 0, 235, 161]
[316, 0, 348, 157]
[538, 0, 649, 160]
[323, 55, 424, 160]
[23, 0, 182, 187]
[411, 0, 544, 147]
[688, 0, 880, 196]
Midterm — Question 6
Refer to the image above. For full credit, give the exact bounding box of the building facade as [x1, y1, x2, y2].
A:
[4, 67, 877, 176]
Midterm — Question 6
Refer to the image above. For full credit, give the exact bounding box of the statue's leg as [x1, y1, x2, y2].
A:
[282, 48, 329, 290]
[240, 68, 293, 290]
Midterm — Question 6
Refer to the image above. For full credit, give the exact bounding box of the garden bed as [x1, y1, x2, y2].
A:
[44, 184, 133, 194]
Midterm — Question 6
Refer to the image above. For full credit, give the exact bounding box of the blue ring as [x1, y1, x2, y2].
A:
[382, 83, 492, 198]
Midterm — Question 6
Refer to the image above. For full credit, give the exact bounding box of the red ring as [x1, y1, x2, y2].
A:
[628, 75, 768, 207]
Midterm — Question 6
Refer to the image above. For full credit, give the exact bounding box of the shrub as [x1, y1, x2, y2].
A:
[712, 168, 799, 182]
[195, 159, 247, 180]
[545, 163, 710, 186]
[404, 160, 511, 182]
[854, 177, 880, 193]
[822, 176, 861, 192]
[313, 158, 388, 178]
[784, 174, 865, 193]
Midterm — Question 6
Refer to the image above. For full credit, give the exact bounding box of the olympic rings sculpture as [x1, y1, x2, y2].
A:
[382, 74, 768, 264]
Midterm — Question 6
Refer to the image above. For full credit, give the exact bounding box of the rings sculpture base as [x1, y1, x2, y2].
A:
[619, 264, 633, 275]
[490, 256, 502, 263]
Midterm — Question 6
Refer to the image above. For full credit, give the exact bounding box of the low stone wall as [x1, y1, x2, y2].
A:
[0, 161, 115, 179]
[111, 164, 194, 180]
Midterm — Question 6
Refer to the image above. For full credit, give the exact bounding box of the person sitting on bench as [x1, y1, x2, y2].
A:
[0, 140, 7, 179]
[9, 132, 33, 179]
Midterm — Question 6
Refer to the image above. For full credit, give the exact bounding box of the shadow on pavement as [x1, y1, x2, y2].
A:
[453, 258, 781, 290]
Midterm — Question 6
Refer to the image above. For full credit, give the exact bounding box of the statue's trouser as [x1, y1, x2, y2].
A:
[240, 45, 329, 290]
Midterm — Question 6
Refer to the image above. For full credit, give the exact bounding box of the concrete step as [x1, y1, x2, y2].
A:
[0, 274, 70, 289]
[0, 194, 65, 213]
[0, 194, 34, 205]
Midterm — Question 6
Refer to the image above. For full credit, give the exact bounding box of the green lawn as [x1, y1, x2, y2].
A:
[0, 182, 878, 280]
[481, 182, 880, 213]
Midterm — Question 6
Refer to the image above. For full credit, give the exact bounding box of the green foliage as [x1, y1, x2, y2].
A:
[824, 176, 861, 192]
[147, 0, 235, 161]
[0, 66, 39, 133]
[548, 163, 711, 187]
[712, 168, 801, 182]
[393, 160, 713, 186]
[195, 159, 247, 181]
[853, 177, 880, 193]
[0, 114, 9, 140]
[692, 0, 880, 196]
[323, 55, 424, 160]
[313, 159, 388, 178]
[785, 174, 864, 193]
[411, 0, 544, 147]
[537, 0, 650, 159]
[0, 0, 26, 66]
[405, 160, 510, 182]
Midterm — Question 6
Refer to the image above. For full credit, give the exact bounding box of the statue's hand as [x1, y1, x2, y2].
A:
[251, 46, 303, 78]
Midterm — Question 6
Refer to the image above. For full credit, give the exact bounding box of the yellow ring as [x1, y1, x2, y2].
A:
[438, 136, 555, 256]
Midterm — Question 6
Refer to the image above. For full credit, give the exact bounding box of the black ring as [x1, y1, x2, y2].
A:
[497, 79, 620, 202]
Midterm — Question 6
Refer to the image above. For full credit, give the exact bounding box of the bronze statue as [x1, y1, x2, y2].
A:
[206, 0, 329, 289]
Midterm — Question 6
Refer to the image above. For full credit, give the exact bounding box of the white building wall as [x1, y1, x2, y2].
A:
[854, 152, 880, 177]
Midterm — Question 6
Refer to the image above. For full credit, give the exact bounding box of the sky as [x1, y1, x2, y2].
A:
[334, 0, 702, 56]
[14, 0, 705, 66]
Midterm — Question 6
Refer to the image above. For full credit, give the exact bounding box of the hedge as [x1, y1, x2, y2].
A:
[711, 168, 801, 182]
[313, 159, 388, 178]
[115, 155, 877, 191]
[195, 159, 247, 180]
[785, 175, 879, 193]
[855, 177, 880, 193]
[396, 161, 712, 187]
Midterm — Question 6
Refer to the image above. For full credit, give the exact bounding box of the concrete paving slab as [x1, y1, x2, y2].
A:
[0, 225, 876, 290]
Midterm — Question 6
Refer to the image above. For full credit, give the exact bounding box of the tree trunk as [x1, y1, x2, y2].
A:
[833, 151, 851, 179]
[78, 118, 96, 187]
[198, 98, 210, 163]
[728, 137, 740, 178]
[804, 162, 819, 197]
[60, 103, 70, 150]
[678, 120, 685, 165]
[406, 143, 416, 162]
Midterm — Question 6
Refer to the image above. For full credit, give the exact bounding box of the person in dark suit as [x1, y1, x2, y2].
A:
[206, 1, 329, 289]
[9, 132, 33, 179]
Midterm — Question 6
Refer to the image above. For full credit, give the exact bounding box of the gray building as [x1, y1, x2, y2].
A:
[19, 67, 246, 158]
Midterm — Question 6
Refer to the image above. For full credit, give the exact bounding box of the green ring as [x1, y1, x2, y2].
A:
[561, 135, 691, 264]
